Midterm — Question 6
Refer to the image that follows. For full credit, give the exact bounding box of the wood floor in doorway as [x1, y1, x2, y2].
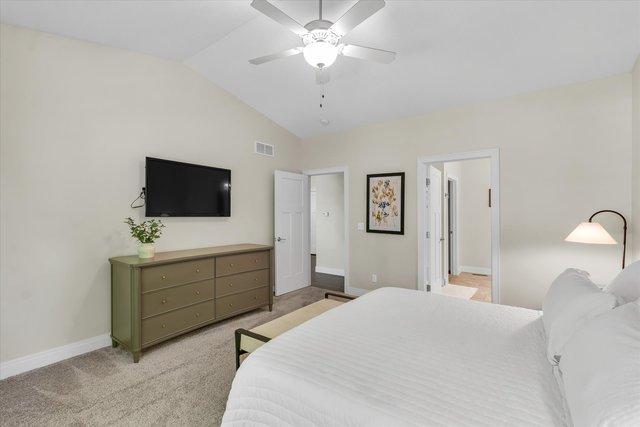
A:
[310, 255, 344, 292]
[448, 272, 491, 302]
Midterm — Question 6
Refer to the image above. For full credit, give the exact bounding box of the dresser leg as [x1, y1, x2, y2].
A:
[132, 351, 140, 363]
[111, 339, 119, 348]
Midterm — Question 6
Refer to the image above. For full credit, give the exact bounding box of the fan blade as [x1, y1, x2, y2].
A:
[316, 68, 330, 85]
[249, 47, 303, 65]
[330, 0, 385, 36]
[250, 0, 308, 36]
[341, 44, 396, 64]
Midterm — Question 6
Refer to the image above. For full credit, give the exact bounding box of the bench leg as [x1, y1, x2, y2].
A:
[234, 330, 241, 370]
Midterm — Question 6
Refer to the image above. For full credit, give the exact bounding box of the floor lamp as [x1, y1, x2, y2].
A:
[565, 210, 627, 269]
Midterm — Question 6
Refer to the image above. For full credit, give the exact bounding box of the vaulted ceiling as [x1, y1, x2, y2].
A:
[2, 1, 639, 138]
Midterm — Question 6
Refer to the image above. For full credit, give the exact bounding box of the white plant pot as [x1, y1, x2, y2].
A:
[138, 243, 155, 259]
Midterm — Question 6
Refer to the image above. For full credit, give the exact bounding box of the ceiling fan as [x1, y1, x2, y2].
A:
[248, 0, 396, 81]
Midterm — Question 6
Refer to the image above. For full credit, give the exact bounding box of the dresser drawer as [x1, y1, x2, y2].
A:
[216, 251, 269, 277]
[141, 258, 214, 292]
[215, 287, 269, 318]
[141, 279, 214, 318]
[141, 300, 215, 346]
[215, 269, 269, 298]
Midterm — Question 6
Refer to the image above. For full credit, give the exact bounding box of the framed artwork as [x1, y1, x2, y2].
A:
[366, 172, 405, 234]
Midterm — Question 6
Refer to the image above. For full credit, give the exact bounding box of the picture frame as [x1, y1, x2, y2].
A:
[366, 172, 405, 234]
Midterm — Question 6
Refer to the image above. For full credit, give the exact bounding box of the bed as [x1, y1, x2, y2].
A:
[222, 287, 568, 426]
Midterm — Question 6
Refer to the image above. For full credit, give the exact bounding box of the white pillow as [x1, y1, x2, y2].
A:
[542, 269, 617, 364]
[559, 300, 640, 427]
[606, 260, 640, 304]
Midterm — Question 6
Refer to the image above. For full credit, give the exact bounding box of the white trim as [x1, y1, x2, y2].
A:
[460, 265, 492, 275]
[303, 166, 351, 295]
[0, 333, 111, 380]
[314, 266, 345, 276]
[417, 148, 501, 303]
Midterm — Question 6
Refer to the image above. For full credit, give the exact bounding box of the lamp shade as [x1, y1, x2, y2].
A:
[565, 222, 617, 245]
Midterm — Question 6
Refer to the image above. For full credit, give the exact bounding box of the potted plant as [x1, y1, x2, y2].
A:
[124, 217, 165, 259]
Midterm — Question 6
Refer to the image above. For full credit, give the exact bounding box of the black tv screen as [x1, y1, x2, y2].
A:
[145, 157, 231, 217]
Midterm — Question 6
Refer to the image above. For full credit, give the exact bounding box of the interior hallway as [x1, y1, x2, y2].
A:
[448, 272, 492, 302]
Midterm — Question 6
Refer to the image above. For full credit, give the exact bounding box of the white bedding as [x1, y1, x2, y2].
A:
[222, 287, 567, 426]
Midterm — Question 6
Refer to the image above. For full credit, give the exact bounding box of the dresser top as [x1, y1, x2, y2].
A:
[109, 243, 273, 267]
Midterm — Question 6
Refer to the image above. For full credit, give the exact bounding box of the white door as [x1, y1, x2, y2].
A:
[427, 166, 443, 289]
[274, 171, 309, 295]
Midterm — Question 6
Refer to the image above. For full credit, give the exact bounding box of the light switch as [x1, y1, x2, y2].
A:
[357, 222, 365, 231]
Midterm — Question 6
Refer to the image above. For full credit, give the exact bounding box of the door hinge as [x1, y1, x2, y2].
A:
[426, 178, 430, 187]
[426, 231, 430, 238]
[426, 284, 431, 292]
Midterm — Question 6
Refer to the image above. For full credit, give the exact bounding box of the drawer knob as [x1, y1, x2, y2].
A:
[162, 275, 167, 280]
[228, 303, 233, 307]
[161, 298, 167, 304]
[162, 323, 166, 329]
[254, 296, 258, 300]
[254, 277, 258, 282]
[229, 263, 234, 267]
[195, 313, 200, 318]
[196, 268, 200, 273]
[254, 259, 259, 263]
[228, 283, 233, 287]
[195, 290, 200, 295]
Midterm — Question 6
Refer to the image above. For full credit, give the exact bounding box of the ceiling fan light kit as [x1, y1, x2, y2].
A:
[303, 40, 338, 69]
[249, 0, 396, 75]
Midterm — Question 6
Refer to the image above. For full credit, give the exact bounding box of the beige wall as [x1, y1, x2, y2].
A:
[310, 174, 344, 273]
[632, 55, 640, 262]
[0, 25, 301, 363]
[447, 159, 492, 272]
[301, 74, 632, 309]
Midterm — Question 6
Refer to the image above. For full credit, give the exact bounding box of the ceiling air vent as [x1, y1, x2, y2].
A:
[255, 141, 274, 157]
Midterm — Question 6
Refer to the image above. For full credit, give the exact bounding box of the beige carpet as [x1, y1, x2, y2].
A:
[441, 283, 477, 300]
[0, 286, 326, 426]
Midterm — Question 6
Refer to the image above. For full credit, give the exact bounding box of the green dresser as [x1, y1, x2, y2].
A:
[109, 244, 273, 362]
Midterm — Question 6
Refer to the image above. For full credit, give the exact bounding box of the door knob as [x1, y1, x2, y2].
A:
[276, 237, 286, 242]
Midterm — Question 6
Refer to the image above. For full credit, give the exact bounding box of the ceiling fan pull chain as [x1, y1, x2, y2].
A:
[319, 83, 330, 127]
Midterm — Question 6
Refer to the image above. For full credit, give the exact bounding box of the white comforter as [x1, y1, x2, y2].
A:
[222, 287, 567, 426]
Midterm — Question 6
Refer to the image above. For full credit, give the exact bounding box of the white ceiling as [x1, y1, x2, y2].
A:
[2, 1, 639, 138]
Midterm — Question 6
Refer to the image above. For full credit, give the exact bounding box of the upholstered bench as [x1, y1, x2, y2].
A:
[234, 291, 356, 368]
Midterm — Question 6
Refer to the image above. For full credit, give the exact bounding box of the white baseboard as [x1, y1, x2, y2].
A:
[0, 333, 111, 380]
[315, 266, 345, 276]
[460, 265, 492, 275]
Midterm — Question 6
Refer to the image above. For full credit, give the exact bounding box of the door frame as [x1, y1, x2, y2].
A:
[417, 149, 500, 303]
[445, 174, 460, 280]
[302, 166, 351, 295]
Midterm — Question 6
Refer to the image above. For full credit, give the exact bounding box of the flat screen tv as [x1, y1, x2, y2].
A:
[145, 157, 231, 217]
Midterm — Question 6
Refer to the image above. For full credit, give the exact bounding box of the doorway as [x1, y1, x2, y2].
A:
[304, 166, 350, 294]
[417, 149, 500, 303]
